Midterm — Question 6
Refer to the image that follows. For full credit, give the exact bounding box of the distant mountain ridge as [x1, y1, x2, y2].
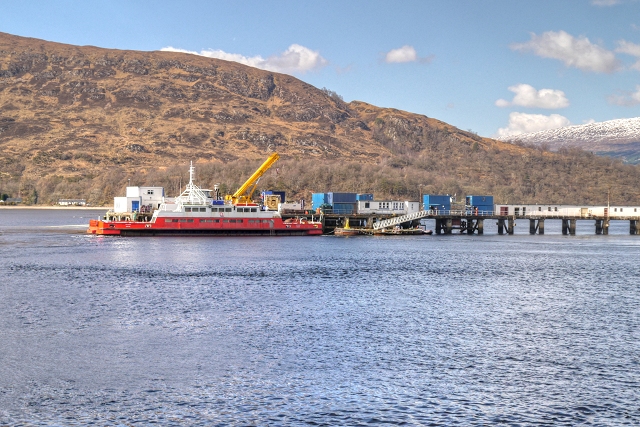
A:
[499, 117, 640, 164]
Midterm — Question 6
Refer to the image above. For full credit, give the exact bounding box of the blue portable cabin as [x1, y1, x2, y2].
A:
[327, 192, 357, 204]
[333, 203, 356, 214]
[465, 195, 494, 214]
[356, 193, 374, 201]
[312, 193, 328, 210]
[313, 192, 358, 211]
[422, 194, 451, 212]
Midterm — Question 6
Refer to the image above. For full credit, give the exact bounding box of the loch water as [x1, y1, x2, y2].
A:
[1, 209, 639, 426]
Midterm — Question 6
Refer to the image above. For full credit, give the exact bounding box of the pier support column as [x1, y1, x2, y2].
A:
[477, 219, 484, 235]
[468, 220, 477, 235]
[445, 218, 453, 234]
[569, 219, 576, 236]
[530, 219, 537, 234]
[631, 220, 638, 235]
[603, 220, 609, 235]
[562, 219, 569, 235]
[595, 219, 603, 235]
[435, 218, 442, 234]
[497, 219, 505, 235]
[538, 219, 544, 235]
[507, 218, 515, 235]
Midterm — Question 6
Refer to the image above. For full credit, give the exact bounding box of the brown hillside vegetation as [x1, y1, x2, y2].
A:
[0, 32, 639, 205]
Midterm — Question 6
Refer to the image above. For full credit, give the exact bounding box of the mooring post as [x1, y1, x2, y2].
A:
[530, 219, 536, 234]
[507, 217, 514, 235]
[562, 219, 569, 235]
[538, 219, 544, 235]
[477, 218, 484, 235]
[595, 219, 603, 235]
[630, 220, 638, 235]
[569, 219, 576, 235]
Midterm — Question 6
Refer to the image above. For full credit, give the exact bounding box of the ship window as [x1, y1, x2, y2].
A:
[251, 208, 257, 212]
[147, 190, 154, 195]
[238, 220, 243, 223]
[225, 208, 232, 212]
[538, 207, 542, 211]
[621, 208, 624, 212]
[200, 207, 206, 212]
[165, 219, 174, 223]
[185, 207, 191, 212]
[554, 207, 558, 212]
[365, 202, 370, 208]
[223, 219, 230, 223]
[179, 219, 194, 223]
[614, 208, 617, 212]
[635, 208, 637, 212]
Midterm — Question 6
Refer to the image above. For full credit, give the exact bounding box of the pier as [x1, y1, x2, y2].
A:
[306, 210, 640, 236]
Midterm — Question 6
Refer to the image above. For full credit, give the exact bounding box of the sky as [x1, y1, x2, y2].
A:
[1, 0, 640, 138]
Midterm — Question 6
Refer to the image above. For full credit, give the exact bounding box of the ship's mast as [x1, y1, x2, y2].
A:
[176, 161, 208, 207]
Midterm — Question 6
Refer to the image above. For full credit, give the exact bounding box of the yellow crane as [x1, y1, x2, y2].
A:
[225, 152, 280, 205]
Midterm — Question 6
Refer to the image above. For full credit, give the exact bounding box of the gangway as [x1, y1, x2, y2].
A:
[373, 210, 431, 230]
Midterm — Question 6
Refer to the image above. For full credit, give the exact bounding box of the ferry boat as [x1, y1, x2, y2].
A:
[88, 154, 323, 236]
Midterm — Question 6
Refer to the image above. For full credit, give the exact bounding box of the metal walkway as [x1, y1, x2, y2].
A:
[373, 210, 431, 230]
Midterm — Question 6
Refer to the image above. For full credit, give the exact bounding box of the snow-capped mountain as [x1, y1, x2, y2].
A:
[499, 117, 640, 164]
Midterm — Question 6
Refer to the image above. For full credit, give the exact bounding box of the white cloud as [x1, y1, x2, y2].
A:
[511, 30, 619, 73]
[616, 40, 640, 56]
[495, 84, 569, 109]
[160, 44, 328, 74]
[385, 45, 418, 63]
[591, 0, 621, 6]
[615, 40, 640, 70]
[608, 85, 640, 106]
[495, 112, 571, 138]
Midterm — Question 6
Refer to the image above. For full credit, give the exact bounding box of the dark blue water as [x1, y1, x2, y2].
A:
[1, 209, 639, 426]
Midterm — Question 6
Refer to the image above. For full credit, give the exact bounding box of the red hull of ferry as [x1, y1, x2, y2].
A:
[88, 217, 323, 236]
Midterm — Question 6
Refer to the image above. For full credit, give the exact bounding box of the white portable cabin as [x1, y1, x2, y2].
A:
[278, 202, 304, 214]
[495, 204, 640, 218]
[357, 200, 420, 215]
[114, 186, 165, 213]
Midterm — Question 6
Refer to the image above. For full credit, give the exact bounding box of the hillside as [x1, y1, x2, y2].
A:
[499, 118, 640, 164]
[1, 32, 640, 206]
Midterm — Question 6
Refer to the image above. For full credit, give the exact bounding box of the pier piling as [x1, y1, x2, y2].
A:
[595, 219, 603, 235]
[529, 219, 544, 235]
